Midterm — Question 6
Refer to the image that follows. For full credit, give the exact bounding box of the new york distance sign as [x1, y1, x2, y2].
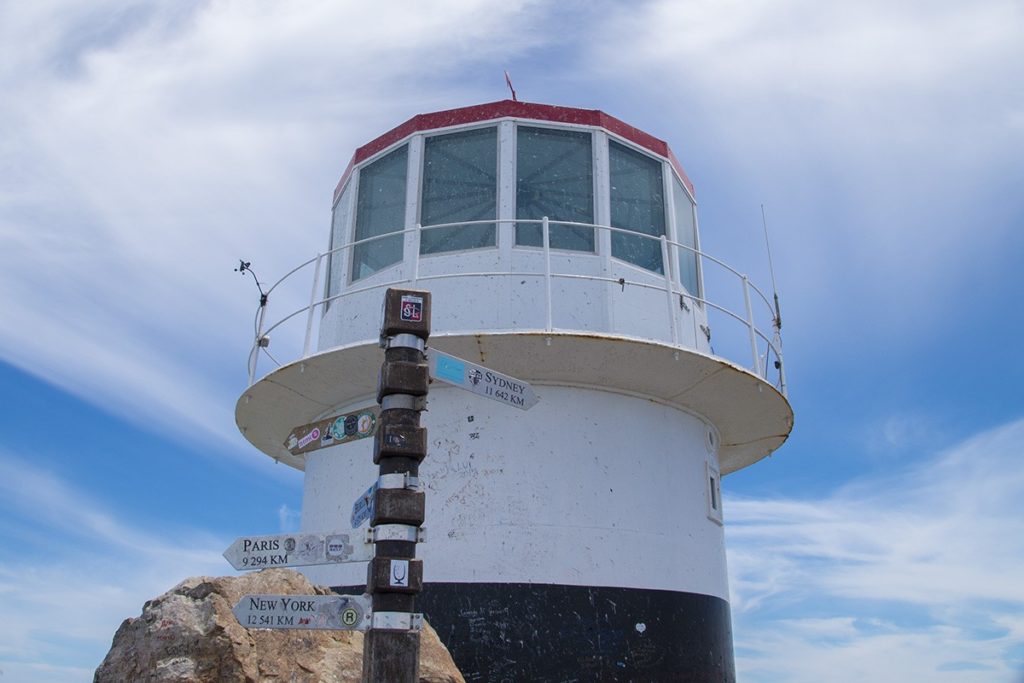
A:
[426, 349, 538, 410]
[233, 593, 371, 631]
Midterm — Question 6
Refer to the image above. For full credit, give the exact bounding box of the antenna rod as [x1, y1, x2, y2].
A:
[760, 204, 782, 330]
[504, 70, 517, 102]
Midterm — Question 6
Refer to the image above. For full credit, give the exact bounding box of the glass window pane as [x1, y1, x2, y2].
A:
[326, 181, 354, 307]
[609, 140, 665, 273]
[352, 145, 408, 281]
[420, 127, 497, 254]
[516, 126, 594, 251]
[673, 176, 700, 295]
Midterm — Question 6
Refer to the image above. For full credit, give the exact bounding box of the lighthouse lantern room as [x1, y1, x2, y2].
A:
[236, 100, 792, 682]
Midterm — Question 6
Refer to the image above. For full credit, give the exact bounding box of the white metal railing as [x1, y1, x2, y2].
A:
[246, 219, 786, 396]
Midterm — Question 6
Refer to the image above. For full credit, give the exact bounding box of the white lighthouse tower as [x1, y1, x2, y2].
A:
[236, 100, 792, 681]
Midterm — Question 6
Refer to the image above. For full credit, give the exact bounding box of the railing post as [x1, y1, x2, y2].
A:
[777, 354, 787, 396]
[660, 235, 679, 345]
[543, 217, 553, 332]
[302, 253, 322, 358]
[773, 332, 788, 397]
[411, 224, 422, 286]
[742, 275, 762, 376]
[250, 300, 268, 386]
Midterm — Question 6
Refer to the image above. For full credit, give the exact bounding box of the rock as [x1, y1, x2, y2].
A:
[94, 569, 465, 683]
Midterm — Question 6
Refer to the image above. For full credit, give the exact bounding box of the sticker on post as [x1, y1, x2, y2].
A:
[389, 559, 410, 588]
[400, 295, 423, 322]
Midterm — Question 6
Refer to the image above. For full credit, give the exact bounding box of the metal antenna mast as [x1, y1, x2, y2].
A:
[761, 204, 782, 331]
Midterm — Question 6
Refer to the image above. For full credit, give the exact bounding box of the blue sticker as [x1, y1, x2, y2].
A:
[436, 355, 465, 384]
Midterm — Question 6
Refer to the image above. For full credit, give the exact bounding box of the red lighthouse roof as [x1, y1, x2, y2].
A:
[334, 100, 694, 203]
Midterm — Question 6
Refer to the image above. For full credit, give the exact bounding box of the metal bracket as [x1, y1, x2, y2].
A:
[378, 472, 421, 491]
[386, 334, 426, 352]
[380, 394, 426, 411]
[368, 524, 425, 544]
[371, 612, 424, 631]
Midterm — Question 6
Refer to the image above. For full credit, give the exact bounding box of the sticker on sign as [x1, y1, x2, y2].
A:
[284, 406, 380, 456]
[223, 531, 373, 571]
[233, 593, 371, 631]
[426, 349, 538, 410]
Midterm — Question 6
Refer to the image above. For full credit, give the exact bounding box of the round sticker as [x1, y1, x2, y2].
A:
[344, 414, 358, 436]
[341, 608, 359, 626]
[357, 412, 376, 437]
[330, 417, 346, 441]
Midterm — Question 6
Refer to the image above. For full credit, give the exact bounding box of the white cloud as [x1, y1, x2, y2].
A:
[585, 0, 1024, 348]
[591, 0, 1023, 150]
[277, 503, 302, 533]
[0, 451, 228, 682]
[726, 417, 1024, 681]
[0, 1, 553, 457]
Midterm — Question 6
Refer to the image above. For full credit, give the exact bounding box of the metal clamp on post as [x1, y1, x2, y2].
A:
[387, 333, 427, 352]
[372, 612, 424, 631]
[368, 524, 426, 544]
[378, 473, 421, 490]
[380, 394, 424, 411]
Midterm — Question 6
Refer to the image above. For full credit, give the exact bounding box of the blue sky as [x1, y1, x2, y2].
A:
[1, 1, 1022, 681]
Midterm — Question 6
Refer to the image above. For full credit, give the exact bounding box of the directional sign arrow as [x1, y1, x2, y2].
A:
[426, 349, 538, 410]
[284, 405, 380, 456]
[233, 593, 372, 631]
[351, 482, 377, 528]
[223, 531, 372, 571]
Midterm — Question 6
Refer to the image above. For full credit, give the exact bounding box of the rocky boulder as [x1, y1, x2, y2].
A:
[94, 568, 464, 683]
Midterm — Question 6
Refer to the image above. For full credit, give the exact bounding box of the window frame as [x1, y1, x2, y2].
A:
[324, 177, 356, 310]
[512, 122, 598, 254]
[417, 124, 500, 257]
[348, 142, 411, 283]
[607, 136, 668, 275]
[668, 167, 702, 299]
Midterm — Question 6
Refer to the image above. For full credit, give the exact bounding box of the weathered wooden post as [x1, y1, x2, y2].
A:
[362, 288, 431, 683]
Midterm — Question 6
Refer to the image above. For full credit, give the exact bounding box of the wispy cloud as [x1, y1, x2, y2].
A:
[585, 0, 1024, 348]
[727, 417, 1024, 681]
[277, 503, 302, 533]
[0, 1, 552, 458]
[0, 451, 227, 682]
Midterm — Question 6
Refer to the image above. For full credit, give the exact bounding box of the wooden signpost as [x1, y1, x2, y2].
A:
[362, 288, 431, 683]
[229, 288, 540, 681]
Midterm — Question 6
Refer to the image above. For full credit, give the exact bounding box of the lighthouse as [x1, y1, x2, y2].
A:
[236, 100, 792, 681]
